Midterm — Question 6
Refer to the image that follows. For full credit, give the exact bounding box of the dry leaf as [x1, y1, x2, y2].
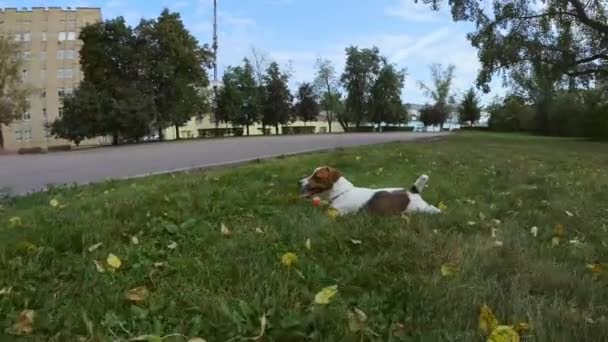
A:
[438, 202, 448, 211]
[88, 242, 103, 252]
[314, 285, 338, 305]
[440, 263, 459, 277]
[93, 260, 105, 273]
[491, 228, 498, 238]
[125, 286, 149, 303]
[305, 238, 312, 250]
[551, 237, 561, 247]
[245, 314, 267, 340]
[487, 325, 520, 342]
[587, 263, 605, 276]
[255, 227, 264, 234]
[220, 223, 231, 236]
[49, 199, 60, 207]
[347, 307, 368, 333]
[154, 261, 167, 268]
[494, 240, 504, 247]
[0, 287, 13, 295]
[131, 236, 140, 245]
[569, 238, 584, 247]
[479, 305, 499, 336]
[11, 309, 35, 335]
[554, 224, 566, 237]
[167, 241, 178, 250]
[9, 216, 22, 226]
[530, 226, 538, 237]
[355, 156, 362, 161]
[565, 210, 575, 217]
[106, 253, 122, 269]
[467, 221, 477, 226]
[280, 252, 298, 267]
[350, 239, 363, 245]
[327, 207, 340, 218]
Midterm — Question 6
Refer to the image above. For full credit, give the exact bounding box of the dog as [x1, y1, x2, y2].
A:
[299, 166, 441, 216]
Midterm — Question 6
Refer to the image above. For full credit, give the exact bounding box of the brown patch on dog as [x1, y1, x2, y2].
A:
[363, 191, 411, 216]
[306, 166, 342, 194]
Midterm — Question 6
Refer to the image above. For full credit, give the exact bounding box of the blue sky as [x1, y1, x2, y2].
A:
[4, 0, 505, 104]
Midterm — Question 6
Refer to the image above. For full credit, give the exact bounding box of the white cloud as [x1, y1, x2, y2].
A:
[385, 0, 448, 22]
[390, 27, 450, 61]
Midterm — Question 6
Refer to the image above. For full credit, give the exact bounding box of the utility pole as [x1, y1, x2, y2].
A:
[213, 0, 219, 128]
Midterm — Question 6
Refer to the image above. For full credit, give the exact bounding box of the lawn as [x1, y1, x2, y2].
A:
[1, 133, 608, 341]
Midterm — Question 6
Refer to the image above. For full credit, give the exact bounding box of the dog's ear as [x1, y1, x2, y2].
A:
[326, 167, 342, 184]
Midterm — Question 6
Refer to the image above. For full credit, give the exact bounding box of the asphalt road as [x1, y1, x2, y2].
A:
[0, 132, 447, 195]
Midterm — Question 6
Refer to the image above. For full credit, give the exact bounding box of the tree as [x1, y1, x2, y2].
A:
[262, 62, 293, 134]
[314, 58, 340, 132]
[420, 103, 446, 128]
[295, 83, 320, 125]
[417, 0, 608, 91]
[235, 59, 260, 135]
[419, 64, 456, 128]
[50, 81, 102, 145]
[137, 9, 211, 140]
[458, 87, 482, 126]
[215, 67, 242, 127]
[341, 46, 384, 127]
[0, 37, 30, 149]
[369, 64, 407, 128]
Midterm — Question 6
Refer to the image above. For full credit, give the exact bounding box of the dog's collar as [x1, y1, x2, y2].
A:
[329, 189, 349, 203]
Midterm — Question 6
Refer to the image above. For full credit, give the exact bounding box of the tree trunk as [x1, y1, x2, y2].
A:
[175, 125, 181, 140]
[0, 128, 4, 149]
[158, 127, 164, 141]
[246, 124, 250, 136]
[112, 133, 119, 146]
[275, 124, 279, 135]
[328, 121, 332, 133]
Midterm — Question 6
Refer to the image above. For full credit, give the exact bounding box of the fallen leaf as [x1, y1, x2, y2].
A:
[530, 226, 538, 237]
[11, 309, 35, 335]
[153, 262, 167, 268]
[552, 237, 561, 247]
[167, 241, 178, 250]
[0, 287, 12, 295]
[220, 223, 231, 236]
[255, 227, 264, 234]
[569, 238, 584, 247]
[355, 156, 362, 161]
[565, 210, 575, 217]
[492, 219, 502, 225]
[554, 224, 566, 237]
[347, 307, 368, 333]
[350, 239, 363, 245]
[494, 241, 504, 247]
[467, 221, 477, 226]
[479, 305, 499, 336]
[280, 252, 298, 267]
[465, 198, 476, 205]
[305, 238, 311, 250]
[49, 199, 60, 207]
[93, 260, 105, 273]
[491, 228, 498, 238]
[106, 253, 122, 269]
[327, 207, 340, 219]
[9, 216, 22, 226]
[131, 236, 140, 245]
[438, 202, 448, 211]
[88, 242, 103, 252]
[440, 263, 459, 277]
[314, 285, 338, 305]
[487, 325, 520, 342]
[125, 286, 149, 303]
[587, 263, 605, 276]
[513, 322, 530, 335]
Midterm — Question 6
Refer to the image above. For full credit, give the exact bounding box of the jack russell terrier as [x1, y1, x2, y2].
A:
[299, 166, 441, 216]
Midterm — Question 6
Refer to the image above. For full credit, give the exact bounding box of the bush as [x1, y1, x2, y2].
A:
[18, 147, 45, 154]
[488, 98, 535, 132]
[546, 91, 587, 137]
[282, 126, 316, 135]
[382, 126, 414, 132]
[48, 145, 72, 152]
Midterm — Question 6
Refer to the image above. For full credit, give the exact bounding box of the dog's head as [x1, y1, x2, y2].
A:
[299, 166, 342, 198]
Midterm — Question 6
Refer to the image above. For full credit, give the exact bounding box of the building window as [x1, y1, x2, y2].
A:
[57, 50, 64, 59]
[58, 107, 64, 117]
[66, 50, 75, 59]
[43, 108, 47, 118]
[41, 91, 46, 99]
[14, 33, 21, 42]
[41, 32, 47, 41]
[14, 129, 23, 141]
[58, 32, 66, 41]
[23, 32, 31, 42]
[65, 88, 74, 95]
[57, 69, 72, 79]
[67, 32, 76, 40]
[23, 128, 32, 141]
[22, 51, 31, 60]
[40, 51, 47, 60]
[44, 126, 51, 138]
[58, 88, 65, 97]
[21, 69, 28, 81]
[23, 112, 31, 121]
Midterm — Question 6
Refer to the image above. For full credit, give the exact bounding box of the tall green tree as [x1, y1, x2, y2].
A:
[294, 82, 320, 125]
[314, 58, 340, 132]
[419, 64, 456, 128]
[0, 36, 30, 149]
[235, 59, 260, 135]
[137, 9, 211, 140]
[458, 87, 482, 126]
[341, 46, 384, 127]
[369, 64, 408, 127]
[262, 62, 293, 134]
[216, 67, 242, 127]
[417, 0, 608, 91]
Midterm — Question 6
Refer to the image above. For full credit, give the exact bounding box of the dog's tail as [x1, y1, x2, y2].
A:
[409, 174, 429, 194]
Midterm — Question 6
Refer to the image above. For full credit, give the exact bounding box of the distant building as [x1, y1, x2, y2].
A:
[0, 7, 102, 150]
[405, 102, 461, 132]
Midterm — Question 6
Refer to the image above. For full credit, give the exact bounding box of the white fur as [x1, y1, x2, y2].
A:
[300, 171, 441, 216]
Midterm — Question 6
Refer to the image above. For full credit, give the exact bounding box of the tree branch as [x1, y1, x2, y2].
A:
[567, 0, 608, 35]
[574, 53, 608, 65]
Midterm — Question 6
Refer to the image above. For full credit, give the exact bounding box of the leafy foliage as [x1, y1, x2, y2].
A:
[419, 64, 456, 128]
[314, 58, 341, 132]
[262, 62, 293, 134]
[369, 64, 408, 125]
[458, 88, 482, 125]
[294, 82, 320, 124]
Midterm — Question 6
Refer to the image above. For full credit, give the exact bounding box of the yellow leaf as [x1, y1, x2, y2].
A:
[530, 226, 538, 237]
[154, 261, 167, 268]
[440, 263, 459, 277]
[314, 285, 338, 305]
[106, 253, 122, 269]
[587, 263, 605, 276]
[487, 325, 520, 342]
[0, 287, 13, 295]
[467, 221, 477, 226]
[93, 260, 105, 273]
[494, 241, 504, 247]
[438, 202, 448, 211]
[513, 322, 530, 336]
[49, 198, 60, 207]
[88, 242, 103, 252]
[255, 227, 264, 234]
[554, 224, 566, 237]
[551, 237, 561, 247]
[16, 241, 38, 254]
[305, 238, 311, 250]
[350, 239, 363, 245]
[9, 216, 22, 226]
[326, 207, 340, 218]
[479, 305, 499, 336]
[220, 223, 231, 236]
[131, 236, 140, 245]
[280, 252, 298, 267]
[565, 210, 574, 217]
[347, 307, 368, 333]
[355, 156, 362, 161]
[167, 241, 178, 250]
[11, 309, 35, 335]
[125, 286, 149, 303]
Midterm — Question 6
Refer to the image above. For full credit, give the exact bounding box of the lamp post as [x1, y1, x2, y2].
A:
[213, 0, 219, 128]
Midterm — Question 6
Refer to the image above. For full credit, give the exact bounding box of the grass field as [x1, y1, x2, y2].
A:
[1, 133, 608, 341]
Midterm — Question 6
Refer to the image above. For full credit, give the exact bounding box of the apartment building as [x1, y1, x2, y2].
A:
[0, 7, 101, 151]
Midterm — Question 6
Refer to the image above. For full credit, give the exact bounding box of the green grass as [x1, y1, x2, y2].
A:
[1, 133, 608, 341]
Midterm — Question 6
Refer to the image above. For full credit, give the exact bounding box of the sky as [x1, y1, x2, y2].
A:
[3, 0, 506, 104]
